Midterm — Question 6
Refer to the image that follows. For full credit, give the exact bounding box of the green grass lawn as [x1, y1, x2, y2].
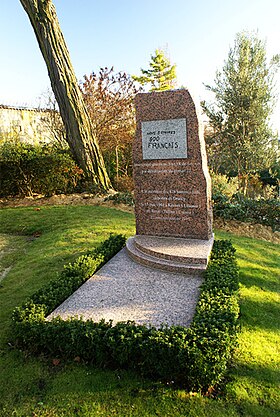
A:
[0, 205, 279, 417]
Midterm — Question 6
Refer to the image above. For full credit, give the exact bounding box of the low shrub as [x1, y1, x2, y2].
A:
[104, 191, 134, 206]
[113, 175, 134, 193]
[12, 234, 126, 320]
[11, 238, 239, 392]
[211, 172, 239, 199]
[0, 140, 83, 197]
[213, 194, 280, 231]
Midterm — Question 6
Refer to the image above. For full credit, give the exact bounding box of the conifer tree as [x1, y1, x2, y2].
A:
[202, 32, 279, 195]
[133, 49, 176, 91]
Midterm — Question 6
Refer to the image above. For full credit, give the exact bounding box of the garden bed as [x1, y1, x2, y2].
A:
[11, 235, 239, 392]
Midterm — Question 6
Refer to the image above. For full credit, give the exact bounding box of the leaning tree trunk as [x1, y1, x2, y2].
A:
[19, 0, 112, 191]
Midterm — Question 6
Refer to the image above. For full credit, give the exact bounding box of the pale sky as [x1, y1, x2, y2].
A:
[0, 0, 279, 132]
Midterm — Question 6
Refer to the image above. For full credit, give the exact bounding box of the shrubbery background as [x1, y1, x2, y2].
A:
[211, 172, 280, 231]
[0, 140, 83, 197]
[1, 140, 279, 233]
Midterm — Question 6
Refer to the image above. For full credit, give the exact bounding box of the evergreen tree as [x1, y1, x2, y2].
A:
[202, 32, 279, 195]
[133, 49, 176, 91]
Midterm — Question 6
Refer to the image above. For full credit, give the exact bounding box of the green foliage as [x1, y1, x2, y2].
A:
[211, 171, 278, 201]
[1, 206, 279, 416]
[104, 191, 134, 206]
[12, 234, 126, 320]
[133, 49, 177, 91]
[0, 140, 83, 197]
[203, 31, 280, 194]
[11, 238, 239, 392]
[213, 194, 280, 231]
[211, 172, 239, 199]
[90, 233, 126, 263]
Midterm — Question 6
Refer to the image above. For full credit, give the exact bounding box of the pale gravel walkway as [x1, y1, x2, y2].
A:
[48, 248, 203, 328]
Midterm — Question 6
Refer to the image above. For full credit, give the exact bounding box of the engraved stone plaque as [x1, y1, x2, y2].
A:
[141, 118, 187, 160]
[133, 90, 213, 240]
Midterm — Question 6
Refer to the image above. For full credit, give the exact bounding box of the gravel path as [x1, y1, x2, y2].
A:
[49, 248, 203, 328]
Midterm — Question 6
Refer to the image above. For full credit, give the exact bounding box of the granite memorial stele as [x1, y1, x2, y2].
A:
[126, 89, 214, 275]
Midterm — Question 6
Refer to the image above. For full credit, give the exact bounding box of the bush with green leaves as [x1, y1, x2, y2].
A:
[213, 194, 280, 231]
[104, 191, 134, 206]
[12, 237, 239, 392]
[211, 172, 239, 199]
[12, 234, 126, 321]
[0, 140, 83, 197]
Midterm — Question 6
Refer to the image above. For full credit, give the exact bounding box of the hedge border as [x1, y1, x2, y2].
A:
[11, 235, 239, 392]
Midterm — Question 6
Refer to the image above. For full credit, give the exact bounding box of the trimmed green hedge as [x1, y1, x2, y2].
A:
[12, 234, 126, 320]
[11, 237, 239, 392]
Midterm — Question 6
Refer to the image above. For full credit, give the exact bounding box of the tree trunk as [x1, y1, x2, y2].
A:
[19, 0, 112, 191]
[115, 145, 119, 181]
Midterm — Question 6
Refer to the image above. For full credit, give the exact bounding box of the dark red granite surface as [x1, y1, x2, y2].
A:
[133, 89, 213, 240]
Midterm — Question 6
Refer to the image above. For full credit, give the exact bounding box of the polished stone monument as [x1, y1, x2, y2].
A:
[126, 89, 213, 275]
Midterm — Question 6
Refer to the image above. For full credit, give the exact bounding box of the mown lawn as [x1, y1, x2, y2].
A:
[0, 205, 279, 417]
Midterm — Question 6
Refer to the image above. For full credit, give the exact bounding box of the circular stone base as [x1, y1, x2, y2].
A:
[126, 234, 214, 275]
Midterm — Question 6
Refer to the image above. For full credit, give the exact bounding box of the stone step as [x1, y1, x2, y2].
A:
[134, 234, 213, 265]
[126, 235, 213, 275]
